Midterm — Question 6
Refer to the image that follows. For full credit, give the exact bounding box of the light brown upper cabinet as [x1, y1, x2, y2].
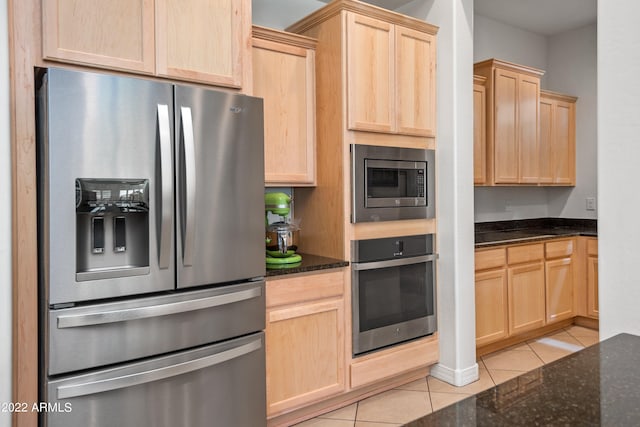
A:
[346, 11, 436, 137]
[474, 59, 544, 185]
[539, 90, 577, 186]
[42, 0, 155, 74]
[43, 0, 251, 89]
[252, 26, 317, 186]
[474, 75, 487, 185]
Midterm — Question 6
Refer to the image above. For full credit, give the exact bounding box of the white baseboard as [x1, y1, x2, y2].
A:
[429, 362, 479, 387]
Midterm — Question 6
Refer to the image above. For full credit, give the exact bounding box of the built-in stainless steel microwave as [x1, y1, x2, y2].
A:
[351, 144, 435, 223]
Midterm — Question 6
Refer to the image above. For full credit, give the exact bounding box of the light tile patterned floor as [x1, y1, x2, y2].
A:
[293, 326, 599, 427]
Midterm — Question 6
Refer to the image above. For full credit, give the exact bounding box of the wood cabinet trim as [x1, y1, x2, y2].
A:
[474, 58, 545, 78]
[349, 335, 439, 389]
[252, 25, 318, 50]
[540, 89, 578, 103]
[286, 0, 439, 36]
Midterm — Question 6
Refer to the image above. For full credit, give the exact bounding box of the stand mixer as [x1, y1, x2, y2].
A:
[265, 192, 302, 265]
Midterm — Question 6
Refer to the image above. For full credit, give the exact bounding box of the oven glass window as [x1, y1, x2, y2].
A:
[366, 166, 424, 199]
[358, 262, 434, 332]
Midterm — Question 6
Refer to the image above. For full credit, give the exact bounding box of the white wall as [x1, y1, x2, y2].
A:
[252, 0, 325, 29]
[598, 0, 640, 338]
[1, 0, 13, 425]
[398, 0, 478, 386]
[546, 24, 598, 219]
[473, 14, 597, 222]
[474, 14, 548, 83]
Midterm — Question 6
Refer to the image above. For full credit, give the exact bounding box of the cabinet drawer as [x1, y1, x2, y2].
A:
[587, 239, 598, 256]
[475, 248, 507, 271]
[266, 270, 345, 308]
[507, 243, 544, 265]
[545, 239, 574, 259]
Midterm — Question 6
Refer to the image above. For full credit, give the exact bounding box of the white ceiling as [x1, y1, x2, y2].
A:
[474, 0, 597, 36]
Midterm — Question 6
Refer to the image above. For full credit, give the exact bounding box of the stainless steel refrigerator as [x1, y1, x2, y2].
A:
[36, 67, 266, 427]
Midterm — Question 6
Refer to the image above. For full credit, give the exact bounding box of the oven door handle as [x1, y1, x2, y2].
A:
[352, 254, 437, 271]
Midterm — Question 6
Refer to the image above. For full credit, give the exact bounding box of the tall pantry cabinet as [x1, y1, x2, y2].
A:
[286, 0, 440, 393]
[287, 0, 439, 261]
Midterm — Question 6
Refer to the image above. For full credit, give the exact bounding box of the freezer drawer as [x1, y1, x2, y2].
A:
[45, 332, 266, 427]
[48, 281, 264, 375]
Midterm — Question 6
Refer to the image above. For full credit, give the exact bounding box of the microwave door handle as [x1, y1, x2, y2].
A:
[56, 338, 262, 399]
[56, 285, 263, 328]
[180, 106, 196, 267]
[157, 104, 172, 269]
[352, 254, 436, 271]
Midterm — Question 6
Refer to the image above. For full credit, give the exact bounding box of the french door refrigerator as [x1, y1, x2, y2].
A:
[36, 67, 266, 427]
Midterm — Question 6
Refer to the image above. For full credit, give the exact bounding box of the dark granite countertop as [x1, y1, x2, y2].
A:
[265, 253, 349, 278]
[404, 333, 640, 426]
[475, 218, 597, 248]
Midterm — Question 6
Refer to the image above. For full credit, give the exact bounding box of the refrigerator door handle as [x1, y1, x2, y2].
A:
[55, 338, 262, 399]
[180, 106, 196, 267]
[56, 286, 263, 328]
[157, 104, 172, 269]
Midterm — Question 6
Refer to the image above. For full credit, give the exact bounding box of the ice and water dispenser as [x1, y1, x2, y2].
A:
[75, 178, 150, 281]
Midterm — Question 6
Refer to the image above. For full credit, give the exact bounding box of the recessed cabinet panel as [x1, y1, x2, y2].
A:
[156, 0, 244, 87]
[518, 76, 540, 183]
[396, 27, 436, 137]
[475, 269, 508, 346]
[474, 77, 487, 185]
[346, 12, 394, 133]
[253, 27, 317, 186]
[508, 261, 546, 335]
[42, 0, 155, 73]
[545, 258, 575, 323]
[493, 69, 519, 184]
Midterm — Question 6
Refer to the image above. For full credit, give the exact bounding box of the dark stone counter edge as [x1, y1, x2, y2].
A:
[475, 217, 597, 248]
[265, 253, 349, 277]
[475, 231, 597, 248]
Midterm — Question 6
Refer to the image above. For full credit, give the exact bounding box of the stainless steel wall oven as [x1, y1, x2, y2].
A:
[351, 144, 435, 223]
[351, 234, 437, 356]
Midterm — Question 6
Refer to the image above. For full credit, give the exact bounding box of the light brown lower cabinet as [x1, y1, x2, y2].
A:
[475, 268, 508, 346]
[508, 260, 546, 335]
[265, 270, 346, 417]
[476, 239, 580, 348]
[544, 239, 575, 323]
[587, 238, 599, 318]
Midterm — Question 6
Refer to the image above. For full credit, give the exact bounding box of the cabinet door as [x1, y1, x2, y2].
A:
[538, 98, 554, 184]
[266, 299, 345, 416]
[253, 38, 316, 186]
[493, 69, 519, 183]
[508, 262, 545, 335]
[42, 0, 155, 73]
[545, 258, 575, 323]
[395, 26, 436, 137]
[346, 12, 394, 133]
[474, 81, 487, 185]
[587, 256, 599, 318]
[518, 75, 540, 184]
[553, 100, 576, 185]
[156, 0, 247, 87]
[475, 269, 508, 346]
